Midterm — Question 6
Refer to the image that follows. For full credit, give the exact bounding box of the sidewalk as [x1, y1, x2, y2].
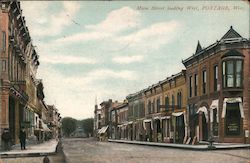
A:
[0, 139, 59, 158]
[108, 139, 250, 150]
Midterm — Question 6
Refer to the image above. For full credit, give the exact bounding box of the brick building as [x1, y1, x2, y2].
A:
[182, 26, 250, 143]
[0, 1, 61, 149]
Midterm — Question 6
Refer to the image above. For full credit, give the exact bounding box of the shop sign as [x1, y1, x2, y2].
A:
[226, 123, 240, 135]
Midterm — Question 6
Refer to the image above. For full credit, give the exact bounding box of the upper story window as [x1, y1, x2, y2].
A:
[177, 92, 182, 109]
[165, 96, 169, 111]
[172, 95, 175, 111]
[156, 98, 160, 113]
[152, 99, 155, 113]
[189, 76, 192, 97]
[148, 101, 151, 114]
[194, 74, 198, 96]
[214, 65, 218, 91]
[222, 50, 244, 89]
[202, 70, 207, 94]
[2, 31, 6, 52]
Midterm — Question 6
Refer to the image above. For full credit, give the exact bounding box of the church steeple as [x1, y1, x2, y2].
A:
[195, 41, 202, 54]
[94, 95, 98, 110]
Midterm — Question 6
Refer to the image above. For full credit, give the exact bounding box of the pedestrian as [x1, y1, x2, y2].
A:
[1, 128, 11, 151]
[43, 155, 50, 163]
[19, 127, 26, 150]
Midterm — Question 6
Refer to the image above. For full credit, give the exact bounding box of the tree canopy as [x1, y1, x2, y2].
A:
[80, 118, 94, 136]
[61, 117, 77, 137]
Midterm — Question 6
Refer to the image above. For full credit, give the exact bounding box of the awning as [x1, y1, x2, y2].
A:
[117, 124, 123, 128]
[210, 99, 219, 123]
[143, 119, 153, 130]
[172, 111, 187, 126]
[196, 106, 208, 122]
[222, 97, 244, 118]
[161, 116, 170, 120]
[41, 121, 51, 132]
[143, 119, 152, 123]
[172, 112, 184, 117]
[128, 121, 133, 124]
[153, 116, 161, 120]
[98, 126, 109, 134]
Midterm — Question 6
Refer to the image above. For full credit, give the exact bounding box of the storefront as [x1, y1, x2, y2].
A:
[172, 112, 187, 143]
[128, 121, 133, 140]
[143, 119, 153, 142]
[153, 117, 162, 142]
[210, 100, 219, 138]
[196, 106, 209, 141]
[222, 97, 244, 142]
[161, 116, 171, 143]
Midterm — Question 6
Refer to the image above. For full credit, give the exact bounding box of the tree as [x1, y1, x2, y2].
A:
[81, 118, 94, 137]
[61, 117, 77, 137]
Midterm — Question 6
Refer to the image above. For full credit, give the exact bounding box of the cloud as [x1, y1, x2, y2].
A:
[116, 20, 182, 50]
[55, 6, 140, 44]
[21, 1, 81, 37]
[40, 55, 97, 65]
[112, 55, 144, 64]
[38, 67, 137, 119]
[55, 31, 112, 43]
[86, 6, 141, 33]
[86, 69, 137, 81]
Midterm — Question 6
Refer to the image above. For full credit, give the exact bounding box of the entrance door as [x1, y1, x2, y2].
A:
[202, 113, 208, 140]
[176, 115, 185, 143]
[225, 103, 241, 136]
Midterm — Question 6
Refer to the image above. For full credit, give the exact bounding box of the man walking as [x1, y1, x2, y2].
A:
[19, 128, 26, 150]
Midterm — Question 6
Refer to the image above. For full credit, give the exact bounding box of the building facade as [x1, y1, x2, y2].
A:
[116, 101, 128, 140]
[182, 26, 250, 143]
[0, 1, 61, 149]
[96, 26, 249, 144]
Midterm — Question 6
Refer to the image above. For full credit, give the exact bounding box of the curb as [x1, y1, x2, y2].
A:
[0, 151, 57, 159]
[0, 141, 59, 159]
[108, 139, 250, 151]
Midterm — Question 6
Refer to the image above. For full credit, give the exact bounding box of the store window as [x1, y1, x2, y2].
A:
[225, 103, 241, 136]
[212, 109, 218, 136]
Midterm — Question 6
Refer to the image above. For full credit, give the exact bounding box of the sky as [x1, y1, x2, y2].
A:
[20, 1, 249, 120]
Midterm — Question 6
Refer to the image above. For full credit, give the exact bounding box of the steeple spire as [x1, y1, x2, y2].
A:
[95, 95, 97, 106]
[195, 40, 202, 54]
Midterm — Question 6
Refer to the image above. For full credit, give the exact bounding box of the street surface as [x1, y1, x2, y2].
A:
[63, 138, 250, 163]
[1, 138, 249, 163]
